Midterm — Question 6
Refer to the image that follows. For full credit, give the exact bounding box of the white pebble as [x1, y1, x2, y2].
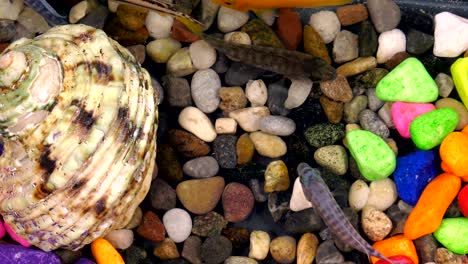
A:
[69, 1, 89, 24]
[376, 29, 406, 64]
[284, 78, 312, 109]
[217, 6, 250, 33]
[189, 40, 217, 70]
[104, 229, 134, 250]
[0, 0, 23, 20]
[433, 12, 468, 57]
[224, 31, 252, 45]
[254, 9, 277, 26]
[215, 117, 237, 134]
[107, 0, 119, 12]
[229, 107, 270, 132]
[163, 208, 192, 243]
[365, 178, 398, 211]
[309, 11, 341, 44]
[166, 48, 197, 77]
[145, 11, 174, 39]
[191, 69, 221, 113]
[146, 38, 181, 63]
[259, 116, 296, 136]
[178, 106, 217, 142]
[348, 180, 370, 211]
[290, 177, 313, 212]
[246, 80, 268, 107]
[249, 231, 270, 260]
[249, 132, 287, 158]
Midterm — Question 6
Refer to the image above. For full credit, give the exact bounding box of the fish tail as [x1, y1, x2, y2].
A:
[23, 0, 68, 26]
[306, 0, 353, 7]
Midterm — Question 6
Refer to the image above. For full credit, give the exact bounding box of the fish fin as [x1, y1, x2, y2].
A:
[114, 0, 204, 26]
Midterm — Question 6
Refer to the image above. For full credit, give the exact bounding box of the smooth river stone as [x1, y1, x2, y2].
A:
[178, 106, 217, 142]
[346, 130, 396, 181]
[176, 177, 225, 215]
[451, 58, 468, 109]
[391, 102, 436, 138]
[376, 57, 438, 103]
[410, 108, 459, 150]
[433, 12, 468, 58]
[436, 98, 468, 130]
[183, 156, 219, 178]
[0, 244, 61, 263]
[434, 218, 468, 255]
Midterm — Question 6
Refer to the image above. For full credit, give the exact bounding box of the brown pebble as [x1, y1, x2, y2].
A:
[270, 236, 296, 264]
[116, 4, 148, 31]
[182, 236, 202, 264]
[156, 143, 184, 184]
[336, 4, 369, 26]
[320, 96, 344, 124]
[176, 177, 225, 215]
[337, 57, 377, 77]
[136, 211, 165, 242]
[222, 227, 250, 248]
[385, 51, 412, 70]
[361, 207, 393, 242]
[153, 238, 180, 260]
[297, 233, 319, 264]
[303, 25, 331, 64]
[219, 87, 248, 113]
[320, 75, 353, 103]
[264, 160, 290, 192]
[434, 248, 465, 264]
[126, 44, 146, 64]
[277, 8, 302, 50]
[103, 16, 149, 46]
[236, 133, 255, 165]
[168, 129, 211, 158]
[222, 182, 255, 223]
[0, 43, 9, 53]
[171, 19, 201, 43]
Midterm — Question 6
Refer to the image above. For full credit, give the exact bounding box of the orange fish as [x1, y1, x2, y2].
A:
[211, 0, 353, 11]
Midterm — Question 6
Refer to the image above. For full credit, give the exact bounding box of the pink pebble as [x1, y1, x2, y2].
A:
[392, 102, 436, 138]
[4, 222, 31, 247]
[0, 220, 5, 239]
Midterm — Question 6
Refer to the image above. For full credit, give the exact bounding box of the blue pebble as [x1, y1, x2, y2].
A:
[0, 244, 61, 264]
[74, 258, 96, 264]
[393, 150, 439, 205]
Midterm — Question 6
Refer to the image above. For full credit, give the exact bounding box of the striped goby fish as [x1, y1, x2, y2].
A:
[23, 0, 68, 26]
[297, 162, 398, 264]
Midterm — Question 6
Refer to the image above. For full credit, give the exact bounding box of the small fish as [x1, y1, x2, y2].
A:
[114, 0, 203, 25]
[211, 0, 352, 11]
[297, 162, 399, 264]
[23, 0, 68, 26]
[202, 34, 336, 81]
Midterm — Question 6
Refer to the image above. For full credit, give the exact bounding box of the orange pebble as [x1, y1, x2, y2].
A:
[371, 235, 418, 264]
[441, 161, 452, 173]
[462, 125, 468, 135]
[440, 132, 468, 177]
[91, 238, 125, 264]
[404, 173, 461, 240]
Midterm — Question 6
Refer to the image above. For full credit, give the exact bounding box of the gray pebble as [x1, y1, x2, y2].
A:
[13, 23, 34, 41]
[79, 5, 109, 29]
[414, 235, 438, 263]
[333, 30, 359, 64]
[212, 51, 230, 74]
[201, 236, 232, 264]
[268, 192, 291, 222]
[315, 240, 345, 264]
[435, 73, 454, 98]
[366, 88, 384, 111]
[378, 102, 395, 128]
[259, 116, 296, 136]
[191, 69, 221, 113]
[162, 75, 192, 107]
[249, 179, 267, 203]
[123, 245, 147, 264]
[152, 77, 164, 105]
[344, 95, 368, 123]
[367, 0, 401, 33]
[284, 208, 325, 234]
[150, 178, 176, 211]
[213, 135, 237, 169]
[406, 29, 434, 55]
[182, 236, 202, 264]
[359, 109, 390, 138]
[267, 80, 290, 116]
[225, 62, 265, 86]
[0, 19, 15, 42]
[183, 156, 219, 178]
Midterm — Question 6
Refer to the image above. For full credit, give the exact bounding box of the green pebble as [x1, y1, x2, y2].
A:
[376, 57, 438, 102]
[434, 217, 468, 255]
[409, 108, 459, 150]
[346, 130, 396, 181]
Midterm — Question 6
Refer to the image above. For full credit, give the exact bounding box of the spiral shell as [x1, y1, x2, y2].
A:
[0, 24, 158, 251]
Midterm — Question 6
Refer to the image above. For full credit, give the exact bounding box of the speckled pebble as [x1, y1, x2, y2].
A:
[214, 135, 238, 169]
[183, 156, 219, 179]
[314, 145, 348, 175]
[259, 116, 296, 136]
[191, 69, 222, 114]
[361, 207, 393, 241]
[359, 109, 390, 138]
[344, 95, 368, 124]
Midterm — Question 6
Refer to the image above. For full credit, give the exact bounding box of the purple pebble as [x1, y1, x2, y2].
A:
[74, 258, 96, 264]
[0, 244, 61, 264]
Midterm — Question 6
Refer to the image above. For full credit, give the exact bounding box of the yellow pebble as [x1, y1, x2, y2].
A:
[451, 58, 468, 109]
[91, 238, 125, 264]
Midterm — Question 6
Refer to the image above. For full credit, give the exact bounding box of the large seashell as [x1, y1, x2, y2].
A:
[0, 24, 158, 251]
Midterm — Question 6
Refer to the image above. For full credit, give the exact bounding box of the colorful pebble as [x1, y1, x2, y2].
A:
[393, 150, 438, 206]
[4, 222, 31, 247]
[434, 217, 468, 255]
[371, 235, 418, 264]
[375, 255, 414, 264]
[391, 102, 435, 138]
[74, 259, 96, 264]
[91, 238, 125, 264]
[0, 219, 5, 239]
[440, 130, 468, 177]
[458, 185, 468, 217]
[376, 57, 438, 103]
[409, 108, 459, 150]
[451, 58, 468, 109]
[404, 173, 461, 240]
[346, 130, 396, 181]
[0, 244, 61, 263]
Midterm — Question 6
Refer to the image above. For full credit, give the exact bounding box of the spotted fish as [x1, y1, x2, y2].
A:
[297, 162, 399, 264]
